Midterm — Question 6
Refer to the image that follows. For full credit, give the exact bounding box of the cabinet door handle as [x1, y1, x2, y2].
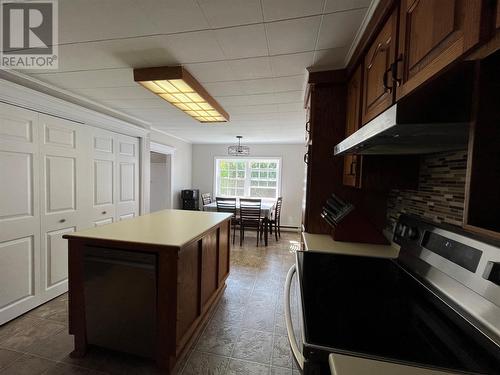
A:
[59, 219, 66, 223]
[102, 211, 107, 215]
[391, 54, 403, 87]
[304, 153, 309, 165]
[383, 67, 393, 92]
[305, 121, 311, 133]
[349, 160, 357, 175]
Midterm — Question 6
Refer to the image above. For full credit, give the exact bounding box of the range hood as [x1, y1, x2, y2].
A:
[334, 62, 476, 156]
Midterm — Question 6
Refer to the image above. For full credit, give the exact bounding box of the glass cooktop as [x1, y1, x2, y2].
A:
[297, 252, 500, 374]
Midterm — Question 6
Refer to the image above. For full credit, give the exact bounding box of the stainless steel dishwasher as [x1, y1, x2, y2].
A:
[83, 247, 157, 358]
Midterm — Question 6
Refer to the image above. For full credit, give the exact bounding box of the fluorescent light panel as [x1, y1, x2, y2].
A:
[134, 67, 229, 123]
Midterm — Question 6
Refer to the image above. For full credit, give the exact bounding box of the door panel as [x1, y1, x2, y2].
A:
[46, 227, 75, 288]
[0, 236, 35, 308]
[94, 217, 113, 227]
[119, 162, 135, 202]
[362, 9, 397, 124]
[397, 0, 483, 99]
[0, 103, 41, 325]
[94, 159, 114, 205]
[45, 156, 76, 213]
[39, 114, 88, 300]
[344, 65, 363, 188]
[0, 151, 33, 219]
[115, 134, 139, 221]
[92, 128, 116, 223]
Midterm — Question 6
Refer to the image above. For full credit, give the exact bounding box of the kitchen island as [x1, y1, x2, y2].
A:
[63, 209, 232, 374]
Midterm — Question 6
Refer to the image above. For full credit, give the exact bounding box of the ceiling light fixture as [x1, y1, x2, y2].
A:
[228, 136, 250, 156]
[133, 66, 229, 123]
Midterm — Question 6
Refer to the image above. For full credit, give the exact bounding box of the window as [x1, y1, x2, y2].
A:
[215, 158, 281, 199]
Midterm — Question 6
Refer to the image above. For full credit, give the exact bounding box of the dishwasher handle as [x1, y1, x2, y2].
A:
[284, 264, 304, 370]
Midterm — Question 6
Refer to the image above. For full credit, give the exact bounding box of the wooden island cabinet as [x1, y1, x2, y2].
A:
[63, 209, 232, 374]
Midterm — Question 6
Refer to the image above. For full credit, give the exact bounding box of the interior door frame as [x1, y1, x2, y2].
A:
[150, 142, 176, 210]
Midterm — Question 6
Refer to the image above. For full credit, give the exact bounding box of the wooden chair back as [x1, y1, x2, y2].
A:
[201, 193, 212, 205]
[215, 197, 237, 215]
[274, 197, 283, 221]
[239, 198, 262, 224]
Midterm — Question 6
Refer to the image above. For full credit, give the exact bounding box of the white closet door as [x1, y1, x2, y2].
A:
[91, 128, 116, 226]
[115, 134, 139, 221]
[39, 114, 89, 300]
[0, 103, 41, 325]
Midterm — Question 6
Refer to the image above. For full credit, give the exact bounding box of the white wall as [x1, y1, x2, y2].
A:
[150, 154, 171, 212]
[192, 144, 305, 228]
[150, 129, 192, 209]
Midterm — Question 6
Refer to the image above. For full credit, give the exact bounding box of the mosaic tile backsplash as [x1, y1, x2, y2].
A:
[387, 150, 468, 230]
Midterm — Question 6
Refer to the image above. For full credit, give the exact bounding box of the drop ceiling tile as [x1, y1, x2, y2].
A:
[217, 93, 276, 106]
[262, 0, 324, 21]
[48, 37, 180, 73]
[214, 24, 268, 59]
[238, 78, 276, 94]
[100, 98, 169, 109]
[31, 69, 134, 89]
[184, 61, 235, 82]
[205, 78, 276, 96]
[71, 86, 154, 100]
[227, 57, 273, 80]
[164, 30, 225, 63]
[266, 16, 321, 55]
[277, 102, 306, 112]
[324, 0, 371, 13]
[272, 75, 307, 92]
[312, 46, 349, 70]
[225, 104, 278, 114]
[270, 52, 314, 76]
[316, 8, 367, 49]
[59, 0, 209, 44]
[272, 90, 304, 103]
[197, 0, 263, 28]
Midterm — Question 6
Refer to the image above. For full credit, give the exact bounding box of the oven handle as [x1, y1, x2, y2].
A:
[284, 264, 304, 370]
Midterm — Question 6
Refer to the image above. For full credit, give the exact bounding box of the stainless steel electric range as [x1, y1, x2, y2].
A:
[286, 215, 500, 374]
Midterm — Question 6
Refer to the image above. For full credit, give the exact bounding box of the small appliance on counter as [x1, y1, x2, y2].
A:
[181, 189, 199, 211]
[321, 193, 388, 244]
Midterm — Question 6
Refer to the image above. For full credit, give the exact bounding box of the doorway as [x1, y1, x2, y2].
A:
[150, 144, 174, 212]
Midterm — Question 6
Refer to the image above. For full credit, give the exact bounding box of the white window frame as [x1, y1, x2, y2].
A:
[213, 156, 282, 200]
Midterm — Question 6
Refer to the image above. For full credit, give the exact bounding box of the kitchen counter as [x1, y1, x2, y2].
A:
[64, 209, 232, 248]
[329, 354, 461, 375]
[63, 209, 232, 374]
[302, 232, 399, 258]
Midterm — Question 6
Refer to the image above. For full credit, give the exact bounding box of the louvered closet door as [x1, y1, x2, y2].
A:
[91, 128, 116, 227]
[115, 134, 139, 221]
[39, 114, 90, 300]
[0, 103, 41, 325]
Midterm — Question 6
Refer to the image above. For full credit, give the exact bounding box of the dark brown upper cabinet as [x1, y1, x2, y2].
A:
[343, 65, 363, 188]
[395, 0, 483, 100]
[362, 8, 398, 124]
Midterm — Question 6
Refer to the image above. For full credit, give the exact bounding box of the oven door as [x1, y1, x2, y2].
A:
[285, 263, 305, 371]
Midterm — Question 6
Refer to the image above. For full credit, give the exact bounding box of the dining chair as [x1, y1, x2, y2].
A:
[216, 197, 238, 244]
[269, 197, 283, 241]
[201, 193, 212, 207]
[239, 198, 263, 247]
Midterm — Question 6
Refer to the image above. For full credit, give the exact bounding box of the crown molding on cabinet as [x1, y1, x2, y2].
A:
[0, 69, 150, 137]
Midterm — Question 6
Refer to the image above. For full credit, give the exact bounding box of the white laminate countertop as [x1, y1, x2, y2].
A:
[302, 232, 399, 259]
[64, 209, 233, 248]
[329, 354, 461, 375]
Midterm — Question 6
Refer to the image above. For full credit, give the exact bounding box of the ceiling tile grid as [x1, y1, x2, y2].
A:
[16, 0, 374, 143]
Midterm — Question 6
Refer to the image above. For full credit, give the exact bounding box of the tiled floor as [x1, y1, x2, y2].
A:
[0, 230, 301, 375]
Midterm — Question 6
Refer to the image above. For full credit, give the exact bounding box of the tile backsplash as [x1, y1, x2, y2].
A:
[387, 150, 468, 230]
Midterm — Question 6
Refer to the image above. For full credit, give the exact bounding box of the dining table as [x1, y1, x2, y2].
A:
[203, 199, 276, 246]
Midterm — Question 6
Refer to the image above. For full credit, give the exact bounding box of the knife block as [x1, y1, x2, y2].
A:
[330, 210, 389, 244]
